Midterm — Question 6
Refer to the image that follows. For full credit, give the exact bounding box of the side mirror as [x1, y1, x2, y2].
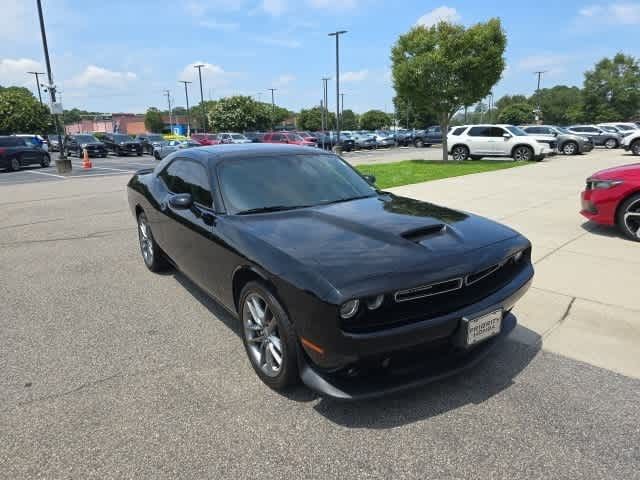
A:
[502, 133, 512, 139]
[168, 193, 193, 209]
[363, 174, 376, 185]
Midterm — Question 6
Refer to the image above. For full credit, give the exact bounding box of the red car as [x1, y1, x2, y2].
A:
[581, 163, 640, 241]
[191, 133, 221, 146]
[262, 132, 316, 147]
[295, 131, 318, 144]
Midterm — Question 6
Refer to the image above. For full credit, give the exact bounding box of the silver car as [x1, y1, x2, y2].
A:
[217, 133, 252, 144]
[153, 140, 201, 160]
[521, 125, 594, 155]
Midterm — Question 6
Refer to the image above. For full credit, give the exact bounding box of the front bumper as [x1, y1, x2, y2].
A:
[298, 266, 533, 400]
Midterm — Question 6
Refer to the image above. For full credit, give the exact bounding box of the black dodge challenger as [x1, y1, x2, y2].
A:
[127, 144, 533, 400]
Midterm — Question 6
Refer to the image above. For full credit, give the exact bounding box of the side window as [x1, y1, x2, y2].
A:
[526, 127, 541, 134]
[272, 134, 283, 142]
[160, 159, 213, 207]
[451, 127, 466, 136]
[468, 126, 491, 137]
[489, 127, 507, 137]
[572, 127, 584, 132]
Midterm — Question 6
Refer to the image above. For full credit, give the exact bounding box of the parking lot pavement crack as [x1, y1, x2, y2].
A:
[533, 229, 593, 266]
[0, 226, 132, 247]
[541, 297, 576, 340]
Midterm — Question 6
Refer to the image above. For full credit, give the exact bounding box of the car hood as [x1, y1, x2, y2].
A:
[234, 194, 522, 293]
[591, 163, 640, 180]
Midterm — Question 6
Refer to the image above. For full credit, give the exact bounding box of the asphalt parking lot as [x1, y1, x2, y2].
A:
[1, 148, 639, 479]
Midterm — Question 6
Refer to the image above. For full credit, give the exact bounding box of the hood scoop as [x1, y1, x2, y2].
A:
[401, 224, 447, 242]
[401, 224, 464, 252]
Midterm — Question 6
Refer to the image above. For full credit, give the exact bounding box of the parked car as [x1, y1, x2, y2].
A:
[153, 139, 201, 160]
[244, 132, 265, 143]
[314, 132, 356, 151]
[136, 134, 168, 154]
[103, 133, 143, 156]
[0, 135, 51, 171]
[374, 132, 396, 148]
[448, 125, 550, 161]
[352, 133, 377, 149]
[191, 133, 221, 146]
[581, 163, 640, 241]
[598, 123, 638, 135]
[521, 125, 592, 155]
[622, 130, 640, 155]
[413, 126, 444, 148]
[46, 134, 61, 152]
[566, 125, 621, 149]
[13, 134, 48, 152]
[217, 133, 252, 144]
[127, 144, 534, 399]
[296, 131, 318, 144]
[64, 134, 108, 157]
[395, 130, 414, 146]
[262, 132, 316, 147]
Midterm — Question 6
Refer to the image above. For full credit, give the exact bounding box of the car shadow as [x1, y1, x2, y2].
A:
[579, 221, 625, 240]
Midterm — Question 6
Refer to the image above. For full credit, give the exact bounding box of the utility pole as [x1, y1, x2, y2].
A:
[179, 80, 192, 136]
[164, 90, 173, 134]
[194, 64, 206, 133]
[488, 91, 494, 124]
[267, 88, 277, 130]
[320, 99, 325, 149]
[340, 92, 345, 124]
[328, 30, 347, 146]
[534, 71, 547, 124]
[27, 71, 45, 105]
[36, 0, 69, 173]
[322, 77, 330, 133]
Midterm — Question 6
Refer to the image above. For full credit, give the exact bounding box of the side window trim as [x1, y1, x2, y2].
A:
[160, 157, 215, 209]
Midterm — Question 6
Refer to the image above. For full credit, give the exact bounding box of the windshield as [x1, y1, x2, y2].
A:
[75, 135, 97, 142]
[507, 126, 527, 136]
[555, 126, 569, 134]
[113, 134, 131, 142]
[148, 135, 164, 141]
[616, 124, 634, 131]
[219, 154, 376, 214]
[600, 126, 617, 132]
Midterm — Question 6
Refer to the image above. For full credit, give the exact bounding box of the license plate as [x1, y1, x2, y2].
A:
[465, 309, 502, 346]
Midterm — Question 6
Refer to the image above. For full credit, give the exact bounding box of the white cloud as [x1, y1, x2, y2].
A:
[198, 20, 239, 31]
[578, 3, 640, 24]
[342, 70, 369, 83]
[0, 58, 45, 87]
[260, 0, 287, 16]
[66, 65, 137, 89]
[273, 74, 296, 87]
[416, 6, 461, 27]
[179, 61, 235, 87]
[255, 35, 301, 48]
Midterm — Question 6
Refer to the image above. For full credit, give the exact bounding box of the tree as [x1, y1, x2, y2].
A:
[494, 94, 528, 112]
[393, 96, 438, 128]
[0, 86, 51, 134]
[536, 86, 583, 125]
[360, 110, 391, 130]
[497, 102, 535, 125]
[341, 109, 359, 130]
[298, 106, 336, 131]
[583, 53, 640, 121]
[391, 18, 507, 160]
[207, 96, 271, 132]
[143, 107, 164, 133]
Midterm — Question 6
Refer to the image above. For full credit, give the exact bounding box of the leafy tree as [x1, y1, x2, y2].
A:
[494, 94, 528, 112]
[393, 96, 438, 128]
[535, 86, 583, 125]
[360, 110, 391, 130]
[208, 96, 271, 131]
[298, 106, 336, 131]
[0, 86, 51, 134]
[583, 53, 640, 121]
[341, 109, 359, 130]
[391, 18, 507, 160]
[497, 102, 535, 125]
[144, 107, 164, 133]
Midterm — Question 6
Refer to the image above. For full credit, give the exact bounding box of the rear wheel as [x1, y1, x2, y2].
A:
[8, 156, 21, 171]
[137, 211, 170, 272]
[604, 138, 618, 149]
[617, 193, 640, 242]
[40, 153, 51, 168]
[513, 145, 534, 161]
[631, 140, 640, 156]
[239, 281, 299, 391]
[414, 138, 425, 148]
[562, 141, 578, 155]
[451, 145, 469, 161]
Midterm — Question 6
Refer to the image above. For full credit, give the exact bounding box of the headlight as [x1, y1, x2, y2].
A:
[366, 295, 384, 310]
[80, 143, 88, 148]
[590, 179, 624, 189]
[513, 250, 524, 263]
[339, 299, 360, 319]
[120, 142, 126, 145]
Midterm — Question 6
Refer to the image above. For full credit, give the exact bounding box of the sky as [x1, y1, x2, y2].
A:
[1, 0, 640, 115]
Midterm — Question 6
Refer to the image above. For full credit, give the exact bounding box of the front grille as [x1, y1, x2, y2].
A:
[549, 141, 558, 149]
[342, 251, 529, 333]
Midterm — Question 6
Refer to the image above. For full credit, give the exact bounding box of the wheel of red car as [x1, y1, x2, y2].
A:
[239, 281, 299, 391]
[617, 193, 640, 242]
[631, 140, 640, 156]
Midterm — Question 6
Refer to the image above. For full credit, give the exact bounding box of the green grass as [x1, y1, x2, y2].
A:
[356, 160, 529, 189]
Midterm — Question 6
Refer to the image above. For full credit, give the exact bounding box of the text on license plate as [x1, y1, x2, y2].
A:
[466, 309, 502, 346]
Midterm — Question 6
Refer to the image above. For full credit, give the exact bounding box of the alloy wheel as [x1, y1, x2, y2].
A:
[563, 142, 577, 155]
[623, 198, 640, 240]
[514, 146, 532, 161]
[604, 139, 617, 149]
[632, 142, 640, 156]
[138, 215, 154, 266]
[452, 146, 468, 161]
[243, 293, 283, 377]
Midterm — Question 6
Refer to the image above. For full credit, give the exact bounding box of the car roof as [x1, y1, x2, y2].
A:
[178, 143, 332, 166]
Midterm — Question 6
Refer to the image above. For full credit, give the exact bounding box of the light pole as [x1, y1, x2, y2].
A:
[194, 64, 206, 133]
[340, 92, 345, 124]
[179, 80, 192, 136]
[328, 30, 347, 146]
[267, 88, 277, 130]
[534, 70, 547, 123]
[164, 90, 173, 134]
[36, 0, 69, 173]
[322, 77, 330, 133]
[27, 71, 45, 105]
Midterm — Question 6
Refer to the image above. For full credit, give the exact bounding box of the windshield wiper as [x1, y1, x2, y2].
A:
[236, 205, 310, 215]
[319, 194, 375, 206]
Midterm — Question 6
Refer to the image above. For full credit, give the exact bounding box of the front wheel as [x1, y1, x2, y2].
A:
[137, 211, 170, 272]
[8, 156, 21, 171]
[562, 141, 578, 155]
[604, 138, 618, 149]
[40, 153, 51, 168]
[617, 193, 640, 242]
[513, 145, 534, 161]
[240, 282, 299, 391]
[451, 145, 469, 161]
[414, 138, 424, 148]
[631, 140, 640, 156]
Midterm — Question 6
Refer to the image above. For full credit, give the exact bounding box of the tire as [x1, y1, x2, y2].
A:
[451, 145, 469, 161]
[153, 151, 161, 160]
[562, 141, 578, 155]
[40, 153, 51, 168]
[631, 140, 640, 156]
[616, 193, 640, 242]
[115, 148, 122, 157]
[8, 156, 21, 172]
[137, 211, 170, 272]
[513, 145, 534, 161]
[239, 281, 299, 391]
[604, 138, 618, 149]
[414, 138, 425, 148]
[137, 152, 142, 157]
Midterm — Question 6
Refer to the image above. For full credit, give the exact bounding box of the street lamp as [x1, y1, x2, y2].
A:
[267, 88, 277, 130]
[179, 80, 192, 136]
[194, 64, 206, 133]
[27, 71, 45, 105]
[328, 30, 347, 146]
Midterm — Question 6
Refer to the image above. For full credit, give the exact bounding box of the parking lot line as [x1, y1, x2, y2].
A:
[68, 172, 133, 178]
[25, 170, 66, 179]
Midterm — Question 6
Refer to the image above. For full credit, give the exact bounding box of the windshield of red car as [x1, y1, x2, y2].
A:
[218, 154, 376, 214]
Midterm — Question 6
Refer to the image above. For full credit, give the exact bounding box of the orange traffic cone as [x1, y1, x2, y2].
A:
[81, 148, 92, 169]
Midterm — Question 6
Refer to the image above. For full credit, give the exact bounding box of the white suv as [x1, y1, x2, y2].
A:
[447, 124, 549, 161]
[622, 130, 640, 155]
